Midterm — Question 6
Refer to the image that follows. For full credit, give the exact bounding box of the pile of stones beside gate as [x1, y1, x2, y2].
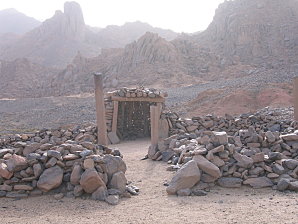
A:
[149, 110, 298, 196]
[0, 126, 138, 204]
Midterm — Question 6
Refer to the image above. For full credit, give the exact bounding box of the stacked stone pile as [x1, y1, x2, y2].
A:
[163, 110, 297, 137]
[150, 111, 298, 196]
[0, 126, 138, 204]
[106, 87, 167, 99]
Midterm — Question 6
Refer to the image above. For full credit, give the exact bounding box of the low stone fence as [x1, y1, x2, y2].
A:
[0, 126, 138, 204]
[149, 111, 298, 195]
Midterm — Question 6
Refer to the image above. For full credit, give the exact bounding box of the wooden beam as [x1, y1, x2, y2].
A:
[94, 73, 108, 145]
[112, 101, 119, 133]
[111, 96, 165, 103]
[294, 77, 298, 120]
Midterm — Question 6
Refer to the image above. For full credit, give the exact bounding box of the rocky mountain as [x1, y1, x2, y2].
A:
[0, 2, 178, 68]
[196, 0, 298, 68]
[0, 2, 101, 68]
[0, 8, 41, 34]
[1, 0, 298, 116]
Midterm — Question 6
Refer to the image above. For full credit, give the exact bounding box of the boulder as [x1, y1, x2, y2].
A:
[91, 186, 108, 201]
[288, 181, 298, 191]
[265, 131, 276, 143]
[80, 168, 105, 193]
[33, 163, 43, 178]
[217, 177, 242, 188]
[83, 159, 94, 169]
[109, 171, 127, 193]
[23, 143, 41, 156]
[37, 166, 63, 192]
[0, 149, 14, 158]
[177, 188, 191, 196]
[105, 195, 119, 205]
[282, 159, 298, 170]
[212, 132, 228, 145]
[280, 134, 298, 141]
[277, 179, 290, 191]
[103, 155, 127, 178]
[193, 155, 221, 179]
[107, 132, 120, 144]
[6, 154, 28, 172]
[70, 164, 82, 185]
[0, 163, 13, 179]
[243, 177, 273, 188]
[233, 152, 253, 168]
[166, 160, 201, 195]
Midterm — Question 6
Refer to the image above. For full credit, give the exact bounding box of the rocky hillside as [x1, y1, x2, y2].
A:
[196, 0, 298, 68]
[0, 8, 41, 34]
[1, 0, 298, 116]
[0, 58, 59, 98]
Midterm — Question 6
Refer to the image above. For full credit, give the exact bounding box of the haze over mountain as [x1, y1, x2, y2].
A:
[0, 8, 41, 34]
[0, 0, 297, 115]
[0, 1, 178, 68]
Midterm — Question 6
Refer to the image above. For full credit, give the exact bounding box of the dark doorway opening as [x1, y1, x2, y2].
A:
[117, 101, 151, 140]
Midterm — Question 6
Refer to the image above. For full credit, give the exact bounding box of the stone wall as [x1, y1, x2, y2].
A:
[0, 126, 138, 204]
[150, 110, 298, 195]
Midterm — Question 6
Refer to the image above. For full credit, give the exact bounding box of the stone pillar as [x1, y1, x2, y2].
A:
[294, 77, 298, 120]
[93, 73, 108, 145]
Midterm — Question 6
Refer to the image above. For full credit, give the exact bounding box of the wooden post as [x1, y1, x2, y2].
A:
[150, 104, 161, 147]
[94, 73, 108, 145]
[112, 101, 119, 133]
[294, 77, 298, 120]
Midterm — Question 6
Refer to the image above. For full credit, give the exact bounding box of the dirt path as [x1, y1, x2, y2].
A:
[1, 139, 298, 224]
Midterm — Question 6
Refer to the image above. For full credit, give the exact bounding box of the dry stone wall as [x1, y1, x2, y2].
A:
[0, 126, 139, 204]
[152, 110, 298, 196]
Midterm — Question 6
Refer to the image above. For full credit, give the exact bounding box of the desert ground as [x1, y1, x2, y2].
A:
[1, 139, 297, 224]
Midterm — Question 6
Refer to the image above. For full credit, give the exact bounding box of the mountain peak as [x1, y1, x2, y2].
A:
[64, 1, 85, 25]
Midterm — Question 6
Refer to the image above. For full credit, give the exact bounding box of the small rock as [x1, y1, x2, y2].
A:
[177, 188, 191, 196]
[54, 193, 64, 200]
[105, 195, 119, 205]
[91, 186, 108, 201]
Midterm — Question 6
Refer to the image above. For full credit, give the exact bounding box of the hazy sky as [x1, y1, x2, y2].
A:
[0, 0, 225, 33]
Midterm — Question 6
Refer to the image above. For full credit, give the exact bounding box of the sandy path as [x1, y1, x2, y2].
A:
[1, 139, 298, 224]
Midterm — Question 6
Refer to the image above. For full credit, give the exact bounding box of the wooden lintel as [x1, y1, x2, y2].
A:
[111, 96, 165, 103]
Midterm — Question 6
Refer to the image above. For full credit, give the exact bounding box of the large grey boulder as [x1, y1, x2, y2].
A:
[166, 160, 201, 195]
[80, 168, 105, 193]
[109, 171, 127, 193]
[193, 155, 221, 179]
[243, 177, 273, 188]
[217, 177, 242, 188]
[103, 155, 127, 178]
[37, 166, 63, 192]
